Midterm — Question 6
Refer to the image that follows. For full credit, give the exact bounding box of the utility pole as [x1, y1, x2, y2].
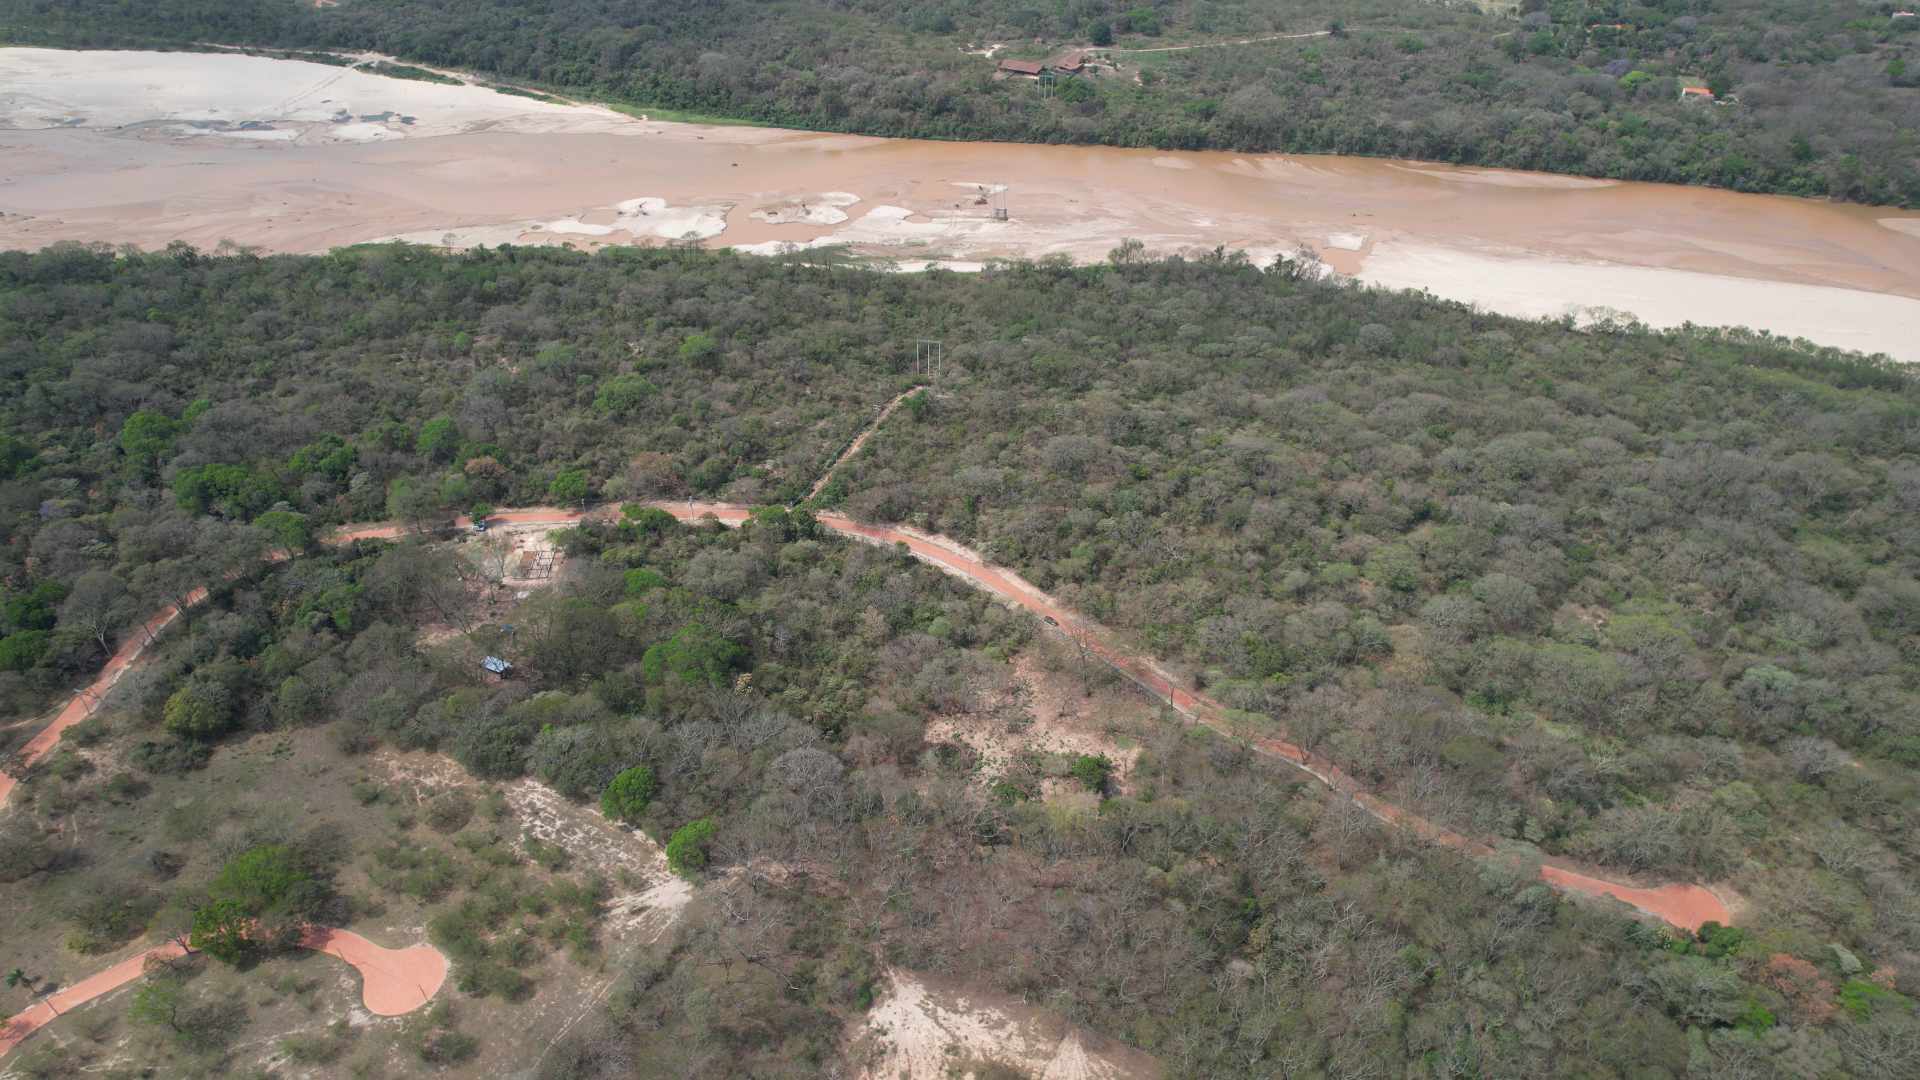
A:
[914, 339, 943, 378]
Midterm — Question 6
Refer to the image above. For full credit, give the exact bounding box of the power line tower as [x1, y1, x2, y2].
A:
[990, 188, 1008, 221]
[1039, 69, 1057, 100]
[914, 339, 944, 379]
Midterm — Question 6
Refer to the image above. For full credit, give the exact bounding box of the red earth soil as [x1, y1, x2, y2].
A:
[0, 929, 446, 1058]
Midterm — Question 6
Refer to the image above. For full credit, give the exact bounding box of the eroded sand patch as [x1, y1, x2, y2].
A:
[926, 653, 1145, 796]
[1386, 161, 1620, 189]
[851, 969, 1158, 1080]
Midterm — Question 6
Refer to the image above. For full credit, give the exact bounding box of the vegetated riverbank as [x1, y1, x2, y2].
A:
[6, 49, 1920, 360]
[3, 243, 1914, 1077]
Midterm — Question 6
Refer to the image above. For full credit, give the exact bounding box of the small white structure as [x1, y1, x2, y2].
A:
[482, 656, 513, 676]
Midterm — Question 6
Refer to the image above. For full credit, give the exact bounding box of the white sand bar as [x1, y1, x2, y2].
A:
[1359, 242, 1920, 361]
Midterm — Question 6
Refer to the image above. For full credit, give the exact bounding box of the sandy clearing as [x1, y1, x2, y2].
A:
[926, 653, 1145, 793]
[852, 969, 1158, 1080]
[6, 49, 1920, 358]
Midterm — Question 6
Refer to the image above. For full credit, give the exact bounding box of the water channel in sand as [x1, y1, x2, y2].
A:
[5, 47, 1920, 360]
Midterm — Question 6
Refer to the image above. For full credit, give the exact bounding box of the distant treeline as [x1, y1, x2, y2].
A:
[4, 0, 1918, 205]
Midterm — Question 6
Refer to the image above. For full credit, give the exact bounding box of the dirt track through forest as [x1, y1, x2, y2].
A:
[805, 386, 926, 501]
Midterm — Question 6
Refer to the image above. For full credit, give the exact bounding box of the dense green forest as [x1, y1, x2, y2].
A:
[3, 0, 1917, 204]
[2, 243, 1919, 1075]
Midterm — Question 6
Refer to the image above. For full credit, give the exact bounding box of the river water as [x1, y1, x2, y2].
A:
[4, 47, 1919, 359]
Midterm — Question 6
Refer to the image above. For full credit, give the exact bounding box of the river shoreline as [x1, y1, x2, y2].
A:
[5, 47, 1920, 360]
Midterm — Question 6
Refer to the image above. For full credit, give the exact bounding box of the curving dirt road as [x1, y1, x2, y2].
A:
[463, 500, 1728, 930]
[3, 498, 1729, 932]
[0, 929, 446, 1058]
[761, 507, 1731, 931]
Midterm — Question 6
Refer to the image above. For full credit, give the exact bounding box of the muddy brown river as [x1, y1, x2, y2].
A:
[5, 47, 1919, 359]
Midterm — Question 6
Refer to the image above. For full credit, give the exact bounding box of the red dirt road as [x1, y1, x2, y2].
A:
[0, 940, 190, 1058]
[0, 929, 445, 1058]
[0, 587, 204, 807]
[652, 503, 1731, 931]
[167, 498, 1740, 929]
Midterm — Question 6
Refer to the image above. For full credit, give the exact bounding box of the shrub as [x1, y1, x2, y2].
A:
[415, 415, 459, 460]
[425, 792, 474, 834]
[0, 630, 49, 672]
[162, 676, 236, 740]
[549, 469, 591, 504]
[593, 374, 659, 416]
[212, 845, 310, 912]
[623, 567, 667, 594]
[254, 509, 312, 551]
[1070, 753, 1114, 794]
[128, 738, 212, 775]
[665, 818, 716, 877]
[600, 765, 656, 823]
[640, 623, 744, 687]
[189, 898, 259, 963]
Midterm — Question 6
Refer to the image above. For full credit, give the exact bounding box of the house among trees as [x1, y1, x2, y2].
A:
[1048, 50, 1087, 74]
[996, 59, 1045, 78]
[1679, 84, 1716, 102]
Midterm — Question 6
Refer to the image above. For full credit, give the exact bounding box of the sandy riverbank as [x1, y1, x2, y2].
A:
[5, 47, 1920, 359]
